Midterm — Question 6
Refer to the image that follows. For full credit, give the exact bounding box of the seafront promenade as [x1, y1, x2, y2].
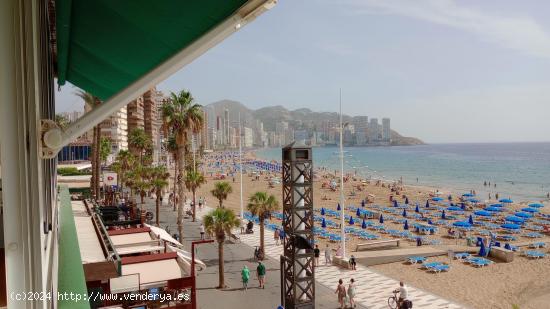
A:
[142, 196, 465, 309]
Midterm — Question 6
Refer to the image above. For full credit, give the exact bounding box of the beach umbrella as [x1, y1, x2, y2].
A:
[361, 219, 367, 229]
[356, 208, 361, 217]
[447, 206, 463, 211]
[474, 210, 492, 217]
[501, 223, 521, 230]
[321, 218, 327, 228]
[415, 204, 420, 213]
[393, 200, 398, 208]
[361, 200, 365, 207]
[337, 203, 341, 211]
[489, 203, 503, 207]
[515, 212, 533, 218]
[522, 207, 539, 213]
[499, 198, 513, 203]
[460, 203, 466, 210]
[404, 220, 409, 230]
[379, 214, 384, 224]
[528, 203, 544, 208]
[453, 221, 472, 228]
[441, 210, 446, 219]
[467, 198, 480, 203]
[479, 240, 487, 257]
[462, 193, 474, 197]
[425, 200, 430, 208]
[402, 209, 407, 218]
[349, 216, 355, 225]
[505, 216, 524, 224]
[468, 214, 474, 225]
[485, 206, 502, 212]
[432, 197, 443, 201]
[405, 197, 409, 205]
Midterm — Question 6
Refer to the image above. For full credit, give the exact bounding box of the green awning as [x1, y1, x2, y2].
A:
[56, 0, 248, 101]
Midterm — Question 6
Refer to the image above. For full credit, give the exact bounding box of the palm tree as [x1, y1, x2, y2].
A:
[114, 150, 135, 193]
[203, 207, 240, 289]
[162, 90, 204, 241]
[184, 170, 206, 222]
[150, 166, 170, 226]
[99, 137, 111, 169]
[76, 90, 101, 200]
[54, 114, 69, 129]
[128, 128, 152, 164]
[166, 134, 179, 211]
[135, 166, 152, 205]
[247, 191, 279, 259]
[210, 181, 233, 208]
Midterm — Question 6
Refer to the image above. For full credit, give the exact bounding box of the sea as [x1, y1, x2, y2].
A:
[255, 142, 550, 202]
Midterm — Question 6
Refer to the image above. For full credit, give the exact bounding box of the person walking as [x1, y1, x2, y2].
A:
[314, 245, 320, 266]
[241, 265, 250, 290]
[335, 279, 347, 309]
[348, 278, 357, 308]
[279, 229, 285, 244]
[274, 228, 280, 245]
[325, 244, 332, 265]
[199, 223, 205, 240]
[257, 261, 266, 289]
[349, 254, 357, 270]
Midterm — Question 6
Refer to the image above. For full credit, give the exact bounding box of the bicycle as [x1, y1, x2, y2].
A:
[388, 291, 412, 309]
[387, 290, 399, 309]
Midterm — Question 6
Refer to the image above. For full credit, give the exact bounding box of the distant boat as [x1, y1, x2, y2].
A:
[332, 150, 349, 155]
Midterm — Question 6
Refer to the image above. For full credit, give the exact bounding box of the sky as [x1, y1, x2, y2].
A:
[56, 0, 550, 143]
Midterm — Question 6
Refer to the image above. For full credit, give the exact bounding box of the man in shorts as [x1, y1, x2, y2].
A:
[257, 261, 266, 289]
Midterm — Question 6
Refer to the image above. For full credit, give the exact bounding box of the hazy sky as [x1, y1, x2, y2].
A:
[56, 0, 550, 143]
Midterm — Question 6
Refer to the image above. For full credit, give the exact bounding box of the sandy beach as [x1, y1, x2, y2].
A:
[184, 150, 550, 309]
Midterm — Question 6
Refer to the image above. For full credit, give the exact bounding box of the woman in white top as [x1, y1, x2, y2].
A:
[348, 278, 356, 308]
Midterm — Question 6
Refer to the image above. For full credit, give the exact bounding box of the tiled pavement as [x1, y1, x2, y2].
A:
[238, 221, 467, 309]
[194, 205, 467, 309]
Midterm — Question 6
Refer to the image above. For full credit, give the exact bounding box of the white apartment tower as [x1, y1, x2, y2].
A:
[382, 118, 391, 142]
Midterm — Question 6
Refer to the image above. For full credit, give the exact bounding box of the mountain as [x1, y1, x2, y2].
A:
[206, 100, 425, 146]
[390, 131, 424, 146]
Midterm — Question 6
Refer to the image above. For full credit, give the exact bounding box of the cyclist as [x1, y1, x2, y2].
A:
[393, 281, 408, 308]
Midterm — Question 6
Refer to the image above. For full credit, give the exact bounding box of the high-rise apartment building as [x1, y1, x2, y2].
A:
[127, 97, 145, 132]
[382, 118, 391, 142]
[224, 108, 230, 145]
[199, 109, 209, 150]
[99, 106, 128, 157]
[368, 118, 380, 142]
[243, 127, 254, 148]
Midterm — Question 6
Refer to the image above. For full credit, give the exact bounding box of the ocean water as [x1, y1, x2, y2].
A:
[255, 143, 550, 202]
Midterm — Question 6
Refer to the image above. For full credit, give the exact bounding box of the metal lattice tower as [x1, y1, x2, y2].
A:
[281, 144, 315, 309]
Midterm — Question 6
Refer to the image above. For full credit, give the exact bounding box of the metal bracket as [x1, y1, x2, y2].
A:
[40, 119, 62, 158]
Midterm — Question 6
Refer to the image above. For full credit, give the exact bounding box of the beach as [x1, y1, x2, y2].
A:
[187, 150, 550, 309]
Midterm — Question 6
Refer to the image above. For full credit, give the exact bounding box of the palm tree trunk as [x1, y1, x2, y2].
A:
[260, 218, 265, 260]
[219, 199, 223, 208]
[94, 125, 101, 201]
[156, 189, 161, 226]
[173, 155, 178, 211]
[177, 145, 185, 241]
[91, 126, 97, 199]
[192, 189, 196, 222]
[217, 240, 225, 289]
